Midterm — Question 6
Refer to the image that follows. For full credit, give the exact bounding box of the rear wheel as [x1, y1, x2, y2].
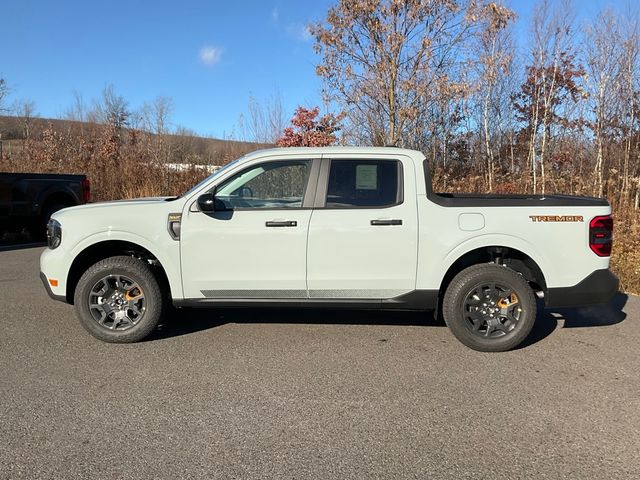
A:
[74, 256, 164, 342]
[442, 263, 536, 352]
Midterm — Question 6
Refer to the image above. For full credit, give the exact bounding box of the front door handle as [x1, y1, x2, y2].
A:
[371, 219, 403, 226]
[265, 220, 297, 227]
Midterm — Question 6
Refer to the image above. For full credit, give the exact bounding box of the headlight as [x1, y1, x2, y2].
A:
[47, 219, 62, 249]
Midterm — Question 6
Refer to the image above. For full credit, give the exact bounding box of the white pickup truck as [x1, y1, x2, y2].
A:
[40, 147, 618, 351]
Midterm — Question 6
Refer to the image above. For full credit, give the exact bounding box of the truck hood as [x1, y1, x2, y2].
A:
[51, 196, 183, 224]
[55, 196, 176, 213]
[95, 196, 176, 205]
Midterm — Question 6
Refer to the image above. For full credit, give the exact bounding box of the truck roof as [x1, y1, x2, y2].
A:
[242, 146, 425, 161]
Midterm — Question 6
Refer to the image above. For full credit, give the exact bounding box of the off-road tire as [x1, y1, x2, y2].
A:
[74, 256, 164, 343]
[442, 263, 537, 352]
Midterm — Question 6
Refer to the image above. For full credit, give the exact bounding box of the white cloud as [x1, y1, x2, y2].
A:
[199, 46, 222, 67]
[271, 7, 279, 22]
[286, 23, 312, 42]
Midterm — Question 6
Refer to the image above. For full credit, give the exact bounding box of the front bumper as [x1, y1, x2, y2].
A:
[545, 269, 619, 308]
[39, 271, 66, 303]
[40, 247, 71, 303]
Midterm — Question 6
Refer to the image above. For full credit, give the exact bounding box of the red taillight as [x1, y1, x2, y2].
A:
[81, 178, 91, 203]
[589, 215, 613, 256]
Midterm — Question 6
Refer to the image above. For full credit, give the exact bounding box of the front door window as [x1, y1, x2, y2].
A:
[215, 160, 312, 210]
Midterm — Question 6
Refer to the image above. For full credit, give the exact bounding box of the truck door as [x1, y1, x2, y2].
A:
[306, 156, 418, 299]
[180, 157, 319, 300]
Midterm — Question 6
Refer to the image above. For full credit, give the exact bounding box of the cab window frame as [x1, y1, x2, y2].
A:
[313, 158, 404, 209]
[210, 158, 320, 211]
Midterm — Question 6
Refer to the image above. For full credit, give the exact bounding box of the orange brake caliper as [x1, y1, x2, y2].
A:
[497, 293, 519, 309]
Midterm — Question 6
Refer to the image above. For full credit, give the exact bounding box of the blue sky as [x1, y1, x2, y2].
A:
[0, 0, 628, 138]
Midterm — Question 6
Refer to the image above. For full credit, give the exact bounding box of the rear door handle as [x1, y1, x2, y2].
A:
[265, 220, 297, 227]
[371, 219, 403, 226]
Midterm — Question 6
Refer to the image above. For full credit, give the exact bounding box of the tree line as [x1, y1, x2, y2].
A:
[313, 0, 640, 205]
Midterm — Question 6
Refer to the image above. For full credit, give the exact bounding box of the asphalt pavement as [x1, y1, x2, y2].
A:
[0, 246, 638, 479]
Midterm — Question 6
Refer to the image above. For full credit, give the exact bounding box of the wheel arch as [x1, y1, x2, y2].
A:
[439, 246, 547, 294]
[37, 188, 79, 216]
[434, 245, 547, 319]
[66, 240, 172, 304]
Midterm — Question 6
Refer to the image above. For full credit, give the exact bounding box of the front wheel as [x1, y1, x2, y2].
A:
[74, 256, 164, 343]
[442, 264, 536, 352]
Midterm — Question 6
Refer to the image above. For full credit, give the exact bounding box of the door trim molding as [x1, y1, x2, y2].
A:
[177, 289, 438, 310]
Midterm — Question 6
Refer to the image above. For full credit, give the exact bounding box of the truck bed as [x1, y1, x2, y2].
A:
[420, 159, 608, 207]
[0, 172, 88, 223]
[428, 192, 609, 207]
[0, 172, 86, 181]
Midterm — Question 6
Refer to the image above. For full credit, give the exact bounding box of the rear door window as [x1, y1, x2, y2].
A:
[324, 160, 401, 208]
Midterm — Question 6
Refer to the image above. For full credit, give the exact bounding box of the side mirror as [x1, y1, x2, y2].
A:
[197, 191, 215, 212]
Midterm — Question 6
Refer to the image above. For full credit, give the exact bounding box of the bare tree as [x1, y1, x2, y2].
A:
[471, 2, 517, 190]
[12, 99, 37, 139]
[584, 10, 623, 197]
[513, 0, 585, 193]
[617, 15, 640, 205]
[0, 77, 8, 112]
[64, 90, 88, 123]
[311, 0, 508, 149]
[141, 96, 173, 136]
[140, 96, 175, 168]
[90, 85, 130, 130]
[236, 93, 286, 143]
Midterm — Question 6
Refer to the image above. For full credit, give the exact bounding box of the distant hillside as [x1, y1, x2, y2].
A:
[0, 115, 271, 165]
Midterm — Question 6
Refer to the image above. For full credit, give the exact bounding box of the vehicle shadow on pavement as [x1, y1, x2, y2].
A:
[547, 291, 628, 328]
[148, 292, 629, 347]
[518, 292, 628, 349]
[149, 308, 441, 341]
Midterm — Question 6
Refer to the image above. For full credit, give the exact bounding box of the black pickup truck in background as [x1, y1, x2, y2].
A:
[0, 173, 90, 239]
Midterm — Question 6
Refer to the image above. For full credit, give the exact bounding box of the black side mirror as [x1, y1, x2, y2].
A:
[197, 191, 215, 212]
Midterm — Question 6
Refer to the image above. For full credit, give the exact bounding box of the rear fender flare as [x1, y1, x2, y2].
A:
[437, 234, 550, 288]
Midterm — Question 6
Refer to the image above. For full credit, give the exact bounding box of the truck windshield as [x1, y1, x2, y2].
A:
[177, 157, 243, 198]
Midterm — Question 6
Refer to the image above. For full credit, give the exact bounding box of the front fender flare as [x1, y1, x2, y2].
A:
[69, 230, 183, 300]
